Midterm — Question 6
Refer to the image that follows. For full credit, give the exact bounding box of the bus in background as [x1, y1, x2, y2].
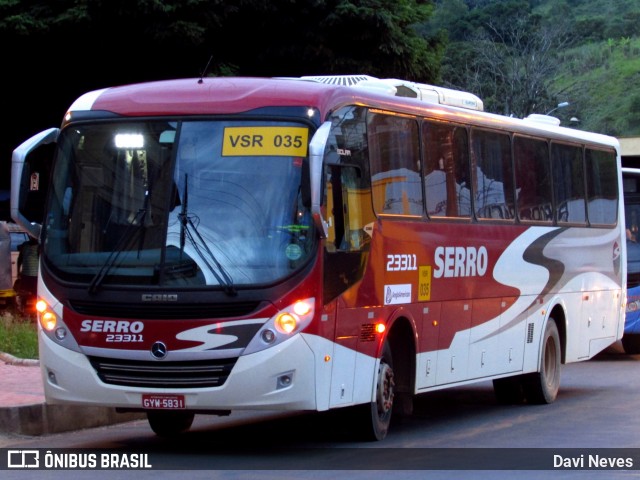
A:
[622, 167, 640, 354]
[11, 75, 625, 441]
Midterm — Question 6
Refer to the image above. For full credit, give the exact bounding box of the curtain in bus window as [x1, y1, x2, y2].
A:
[514, 136, 552, 222]
[368, 112, 422, 216]
[422, 121, 470, 217]
[471, 129, 514, 220]
[111, 149, 149, 225]
[552, 143, 586, 224]
[586, 148, 618, 225]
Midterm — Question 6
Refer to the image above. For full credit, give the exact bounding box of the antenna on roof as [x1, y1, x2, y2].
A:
[198, 55, 214, 84]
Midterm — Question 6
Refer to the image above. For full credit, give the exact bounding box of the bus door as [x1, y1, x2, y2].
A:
[324, 164, 374, 407]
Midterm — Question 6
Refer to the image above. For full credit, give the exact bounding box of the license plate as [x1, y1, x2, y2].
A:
[141, 394, 186, 410]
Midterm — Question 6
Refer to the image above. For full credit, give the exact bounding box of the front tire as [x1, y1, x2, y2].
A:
[147, 411, 195, 437]
[355, 342, 395, 441]
[523, 319, 561, 404]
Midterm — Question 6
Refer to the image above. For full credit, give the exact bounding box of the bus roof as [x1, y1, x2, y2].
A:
[65, 76, 619, 150]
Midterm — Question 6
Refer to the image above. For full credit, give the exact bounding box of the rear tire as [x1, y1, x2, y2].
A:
[147, 411, 195, 437]
[523, 319, 561, 404]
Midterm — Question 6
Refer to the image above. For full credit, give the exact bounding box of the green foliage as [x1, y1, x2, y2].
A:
[0, 313, 38, 360]
[430, 0, 640, 136]
[434, 0, 568, 117]
[0, 0, 445, 180]
[551, 36, 640, 136]
[0, 0, 443, 80]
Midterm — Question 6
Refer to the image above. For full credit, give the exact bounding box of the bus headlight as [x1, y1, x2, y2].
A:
[37, 300, 58, 331]
[275, 313, 297, 334]
[35, 298, 82, 352]
[244, 298, 315, 355]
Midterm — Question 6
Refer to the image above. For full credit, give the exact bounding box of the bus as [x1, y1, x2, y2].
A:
[11, 75, 625, 441]
[622, 167, 640, 354]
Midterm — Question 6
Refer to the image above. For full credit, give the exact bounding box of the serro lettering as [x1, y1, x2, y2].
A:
[433, 245, 488, 278]
[80, 319, 144, 333]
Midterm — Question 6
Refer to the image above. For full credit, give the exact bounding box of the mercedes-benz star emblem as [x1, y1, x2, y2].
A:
[150, 341, 168, 359]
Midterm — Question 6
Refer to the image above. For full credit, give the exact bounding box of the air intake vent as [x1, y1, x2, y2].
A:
[527, 323, 535, 343]
[300, 74, 377, 86]
[89, 356, 237, 389]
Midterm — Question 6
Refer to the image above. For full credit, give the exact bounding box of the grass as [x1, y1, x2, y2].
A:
[0, 310, 38, 360]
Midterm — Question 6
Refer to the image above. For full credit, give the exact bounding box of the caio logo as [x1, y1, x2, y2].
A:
[8, 450, 39, 468]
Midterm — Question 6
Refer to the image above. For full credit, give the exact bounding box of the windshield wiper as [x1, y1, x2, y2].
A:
[178, 174, 237, 296]
[88, 206, 148, 294]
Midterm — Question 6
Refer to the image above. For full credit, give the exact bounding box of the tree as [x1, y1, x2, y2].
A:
[202, 0, 442, 80]
[439, 1, 570, 118]
[0, 0, 444, 194]
[0, 0, 442, 81]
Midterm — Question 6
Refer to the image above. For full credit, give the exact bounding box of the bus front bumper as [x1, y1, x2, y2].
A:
[39, 331, 320, 412]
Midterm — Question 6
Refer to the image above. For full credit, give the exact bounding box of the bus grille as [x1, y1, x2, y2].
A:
[70, 300, 262, 319]
[88, 356, 237, 389]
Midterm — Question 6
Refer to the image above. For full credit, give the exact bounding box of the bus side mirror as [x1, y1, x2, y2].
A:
[309, 122, 332, 238]
[11, 128, 59, 239]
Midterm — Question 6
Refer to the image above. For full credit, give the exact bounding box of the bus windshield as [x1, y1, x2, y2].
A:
[43, 119, 315, 289]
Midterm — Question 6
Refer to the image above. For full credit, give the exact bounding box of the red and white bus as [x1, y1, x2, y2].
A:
[11, 75, 625, 440]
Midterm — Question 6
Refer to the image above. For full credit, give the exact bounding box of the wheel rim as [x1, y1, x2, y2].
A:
[376, 362, 395, 416]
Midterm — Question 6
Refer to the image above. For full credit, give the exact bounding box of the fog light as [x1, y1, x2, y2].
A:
[54, 328, 67, 340]
[277, 372, 293, 389]
[261, 329, 276, 344]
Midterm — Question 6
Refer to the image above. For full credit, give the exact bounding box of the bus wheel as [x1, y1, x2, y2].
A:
[357, 342, 395, 441]
[523, 319, 561, 404]
[622, 334, 640, 355]
[147, 411, 195, 437]
[493, 376, 525, 404]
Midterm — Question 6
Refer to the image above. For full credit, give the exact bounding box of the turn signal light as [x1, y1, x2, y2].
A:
[36, 300, 57, 331]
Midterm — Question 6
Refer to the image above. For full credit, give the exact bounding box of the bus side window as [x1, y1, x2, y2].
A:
[514, 135, 552, 223]
[368, 112, 422, 216]
[422, 121, 470, 218]
[552, 142, 586, 224]
[585, 148, 618, 225]
[471, 129, 514, 220]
